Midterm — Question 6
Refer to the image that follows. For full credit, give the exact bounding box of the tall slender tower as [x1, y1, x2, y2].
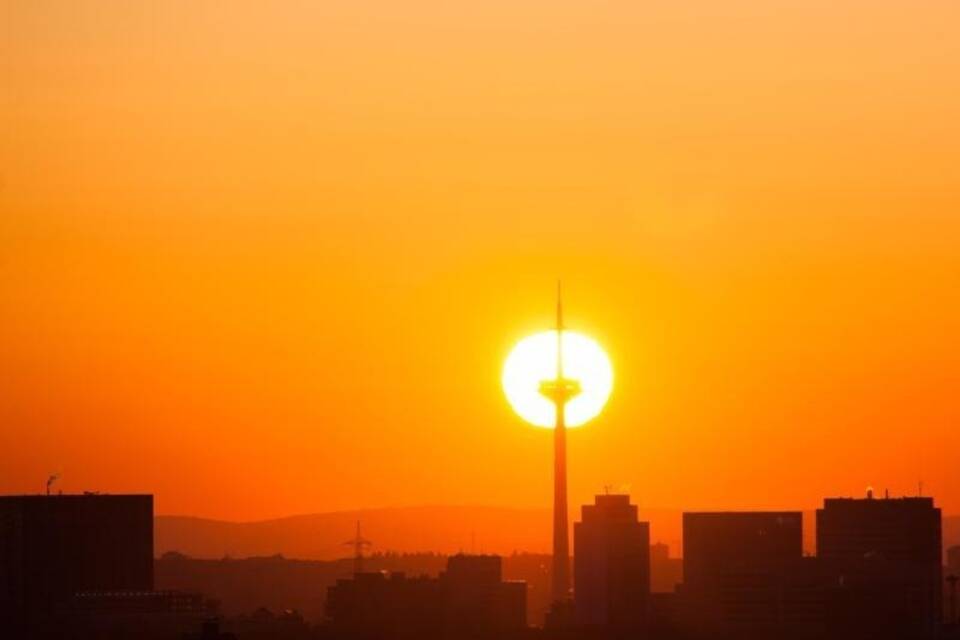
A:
[539, 284, 581, 602]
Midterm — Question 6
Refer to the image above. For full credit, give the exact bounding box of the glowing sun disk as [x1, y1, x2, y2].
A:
[502, 330, 613, 428]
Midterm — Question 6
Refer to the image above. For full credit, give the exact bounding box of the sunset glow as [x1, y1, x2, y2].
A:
[3, 1, 960, 523]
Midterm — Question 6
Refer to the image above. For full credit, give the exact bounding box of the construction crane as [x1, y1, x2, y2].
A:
[343, 521, 372, 575]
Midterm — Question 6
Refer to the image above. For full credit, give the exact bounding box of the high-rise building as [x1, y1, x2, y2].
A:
[0, 494, 154, 627]
[816, 495, 942, 638]
[573, 494, 650, 629]
[678, 511, 813, 637]
[817, 496, 941, 566]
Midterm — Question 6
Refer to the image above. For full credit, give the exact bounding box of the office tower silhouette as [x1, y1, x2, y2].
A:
[573, 494, 650, 629]
[0, 494, 153, 629]
[683, 511, 803, 584]
[817, 495, 942, 639]
[678, 511, 812, 638]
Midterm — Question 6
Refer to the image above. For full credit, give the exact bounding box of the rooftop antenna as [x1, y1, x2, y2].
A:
[46, 473, 60, 496]
[343, 521, 372, 575]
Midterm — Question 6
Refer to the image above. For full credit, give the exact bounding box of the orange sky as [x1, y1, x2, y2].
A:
[2, 0, 959, 522]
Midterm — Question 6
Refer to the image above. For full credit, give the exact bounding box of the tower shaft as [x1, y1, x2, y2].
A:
[552, 396, 570, 602]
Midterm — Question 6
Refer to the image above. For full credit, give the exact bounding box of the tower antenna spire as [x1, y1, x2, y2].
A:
[557, 280, 563, 329]
[556, 280, 564, 379]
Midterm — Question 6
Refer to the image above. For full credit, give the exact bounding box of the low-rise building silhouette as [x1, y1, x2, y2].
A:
[325, 554, 526, 636]
[649, 541, 683, 594]
[443, 554, 527, 631]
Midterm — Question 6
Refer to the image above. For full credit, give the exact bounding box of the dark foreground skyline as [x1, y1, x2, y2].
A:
[3, 489, 959, 640]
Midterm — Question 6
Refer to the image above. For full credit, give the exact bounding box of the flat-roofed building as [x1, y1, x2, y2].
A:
[816, 495, 942, 639]
[678, 511, 815, 638]
[325, 554, 526, 635]
[0, 494, 153, 629]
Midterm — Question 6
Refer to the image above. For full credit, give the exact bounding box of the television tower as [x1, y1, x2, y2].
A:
[539, 283, 581, 602]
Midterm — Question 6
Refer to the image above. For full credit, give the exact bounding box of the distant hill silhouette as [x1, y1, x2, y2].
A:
[155, 506, 960, 561]
[155, 505, 685, 560]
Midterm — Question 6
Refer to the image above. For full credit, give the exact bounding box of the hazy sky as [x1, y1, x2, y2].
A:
[2, 0, 959, 521]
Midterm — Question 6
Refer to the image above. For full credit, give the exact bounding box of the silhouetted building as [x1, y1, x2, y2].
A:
[55, 590, 211, 638]
[183, 618, 237, 640]
[648, 592, 680, 638]
[0, 494, 153, 630]
[947, 572, 960, 628]
[543, 599, 576, 630]
[683, 511, 802, 585]
[326, 571, 440, 635]
[228, 607, 310, 639]
[325, 554, 525, 636]
[650, 542, 683, 593]
[442, 554, 527, 631]
[949, 545, 960, 627]
[573, 494, 650, 629]
[678, 511, 817, 638]
[69, 589, 204, 615]
[816, 495, 942, 639]
[948, 545, 960, 574]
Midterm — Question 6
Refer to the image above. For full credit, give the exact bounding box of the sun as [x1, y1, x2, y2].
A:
[502, 330, 613, 428]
